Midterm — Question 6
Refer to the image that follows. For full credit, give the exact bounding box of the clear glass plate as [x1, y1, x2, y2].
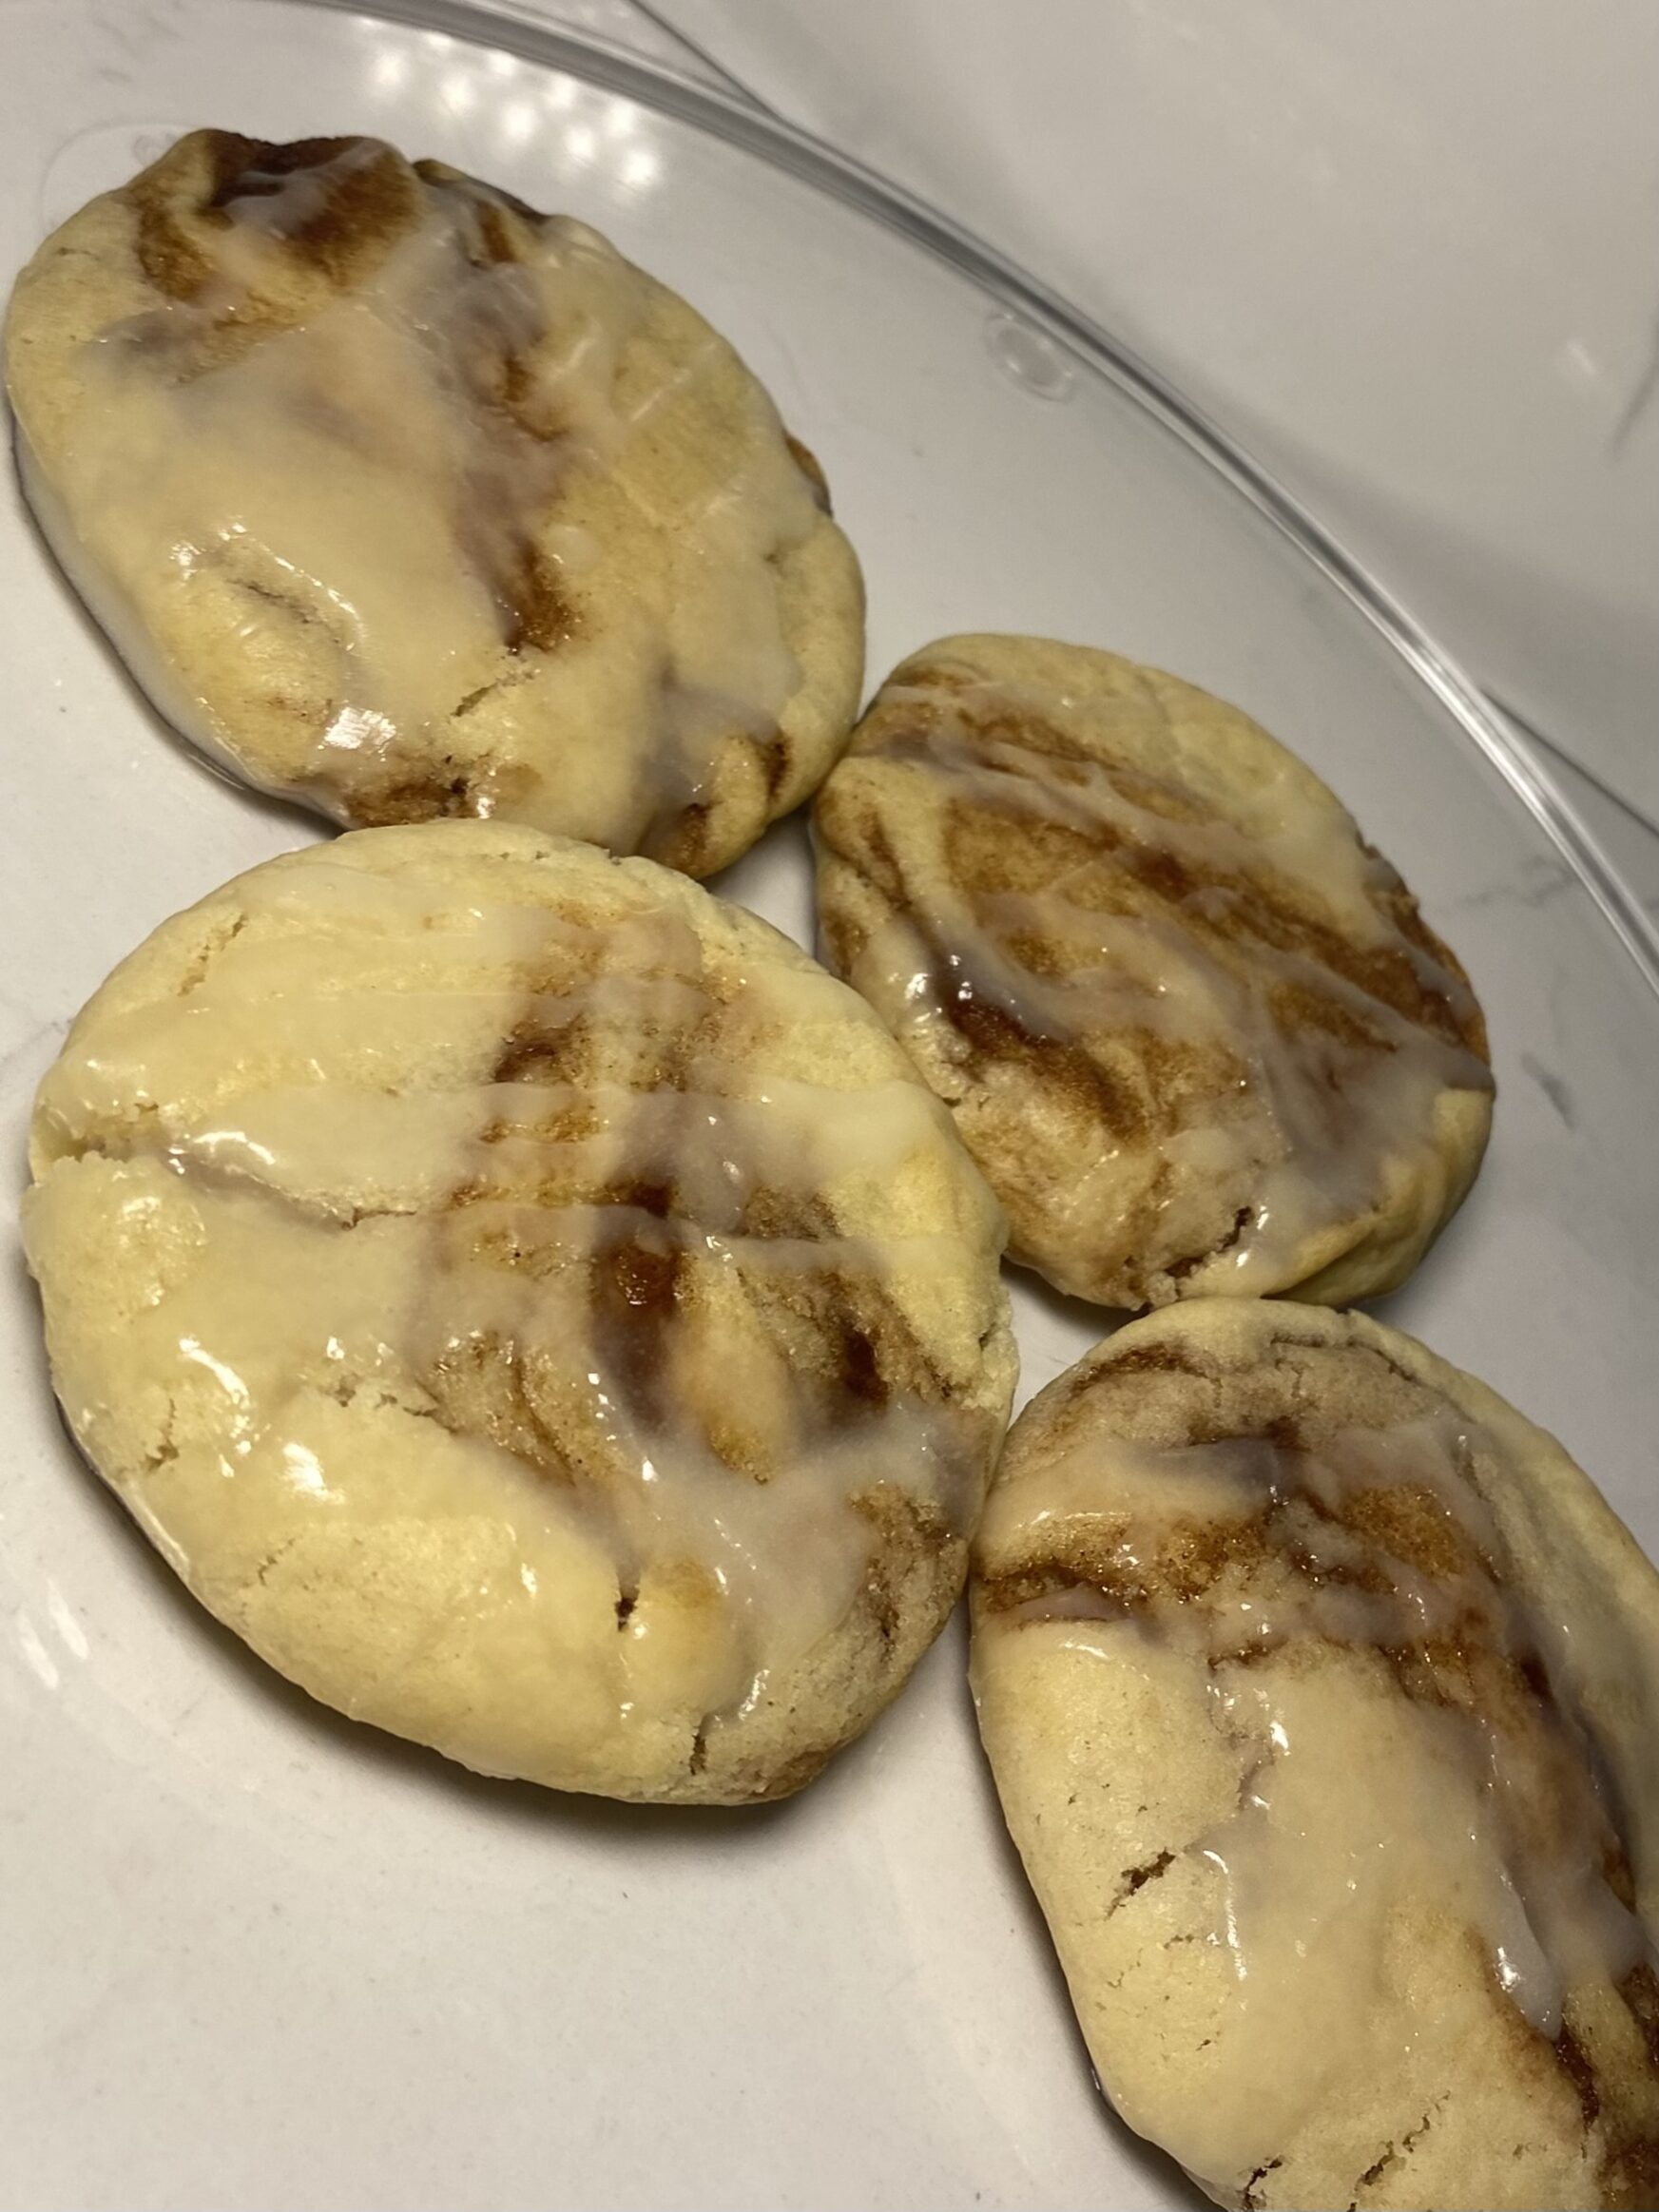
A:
[1, 6, 1654, 2207]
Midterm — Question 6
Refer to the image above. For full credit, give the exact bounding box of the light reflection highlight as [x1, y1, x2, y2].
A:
[47, 1585, 89, 1663]
[17, 1613, 60, 1692]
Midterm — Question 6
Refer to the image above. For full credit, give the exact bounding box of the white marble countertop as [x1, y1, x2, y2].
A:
[608, 0, 1659, 921]
[473, 0, 1659, 919]
[647, 0, 1659, 825]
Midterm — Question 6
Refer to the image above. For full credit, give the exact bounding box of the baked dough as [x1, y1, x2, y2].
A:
[814, 635, 1493, 1306]
[972, 1299, 1659, 2209]
[24, 822, 1015, 1804]
[6, 130, 864, 875]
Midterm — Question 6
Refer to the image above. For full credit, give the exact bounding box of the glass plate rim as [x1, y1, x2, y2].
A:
[193, 0, 1659, 999]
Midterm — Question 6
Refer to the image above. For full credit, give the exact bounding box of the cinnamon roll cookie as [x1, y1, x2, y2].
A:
[6, 131, 863, 875]
[23, 822, 1014, 1803]
[813, 636, 1493, 1307]
[972, 1301, 1659, 2210]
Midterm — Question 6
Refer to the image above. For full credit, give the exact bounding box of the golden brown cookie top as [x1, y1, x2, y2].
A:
[815, 635, 1492, 1306]
[7, 132, 863, 872]
[27, 823, 1013, 1801]
[974, 1302, 1659, 2207]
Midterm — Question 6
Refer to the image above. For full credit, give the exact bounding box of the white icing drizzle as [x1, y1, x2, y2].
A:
[842, 664, 1492, 1296]
[29, 846, 998, 1779]
[983, 1410, 1651, 2181]
[15, 135, 821, 853]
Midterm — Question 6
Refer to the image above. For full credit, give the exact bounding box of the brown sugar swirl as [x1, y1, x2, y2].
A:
[813, 635, 1494, 1308]
[5, 130, 864, 875]
[23, 824, 1014, 1804]
[972, 1300, 1659, 2211]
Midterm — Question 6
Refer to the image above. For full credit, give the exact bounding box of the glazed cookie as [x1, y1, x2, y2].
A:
[6, 131, 863, 875]
[972, 1301, 1659, 2211]
[24, 822, 1014, 1804]
[814, 636, 1493, 1307]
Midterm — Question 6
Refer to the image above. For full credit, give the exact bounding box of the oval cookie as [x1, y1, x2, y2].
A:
[24, 822, 1015, 1804]
[972, 1301, 1659, 2209]
[6, 130, 864, 875]
[814, 635, 1493, 1307]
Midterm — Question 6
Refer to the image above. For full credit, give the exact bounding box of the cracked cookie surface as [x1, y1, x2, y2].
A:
[6, 131, 863, 875]
[24, 822, 1014, 1803]
[971, 1300, 1659, 2209]
[813, 634, 1493, 1307]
